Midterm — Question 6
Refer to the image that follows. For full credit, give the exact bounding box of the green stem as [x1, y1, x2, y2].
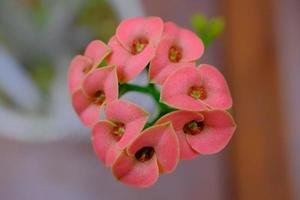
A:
[119, 84, 144, 95]
[119, 83, 175, 127]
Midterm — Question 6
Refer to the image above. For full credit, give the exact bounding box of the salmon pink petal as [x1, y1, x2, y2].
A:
[149, 38, 176, 84]
[161, 22, 204, 62]
[71, 89, 102, 127]
[82, 65, 118, 103]
[162, 94, 208, 111]
[149, 58, 196, 84]
[161, 65, 232, 111]
[116, 17, 163, 50]
[156, 111, 204, 160]
[105, 100, 149, 124]
[149, 22, 204, 84]
[174, 25, 204, 62]
[107, 36, 155, 82]
[160, 66, 208, 111]
[186, 110, 236, 154]
[127, 123, 179, 173]
[92, 121, 123, 167]
[112, 151, 159, 188]
[198, 64, 232, 109]
[68, 55, 93, 94]
[105, 100, 149, 149]
[71, 66, 117, 127]
[84, 40, 110, 65]
[176, 130, 198, 160]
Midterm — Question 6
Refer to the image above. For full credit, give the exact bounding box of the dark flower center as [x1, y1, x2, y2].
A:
[183, 120, 205, 135]
[189, 86, 207, 100]
[93, 90, 105, 105]
[111, 122, 125, 141]
[131, 38, 149, 55]
[168, 46, 182, 62]
[82, 65, 93, 74]
[135, 146, 155, 162]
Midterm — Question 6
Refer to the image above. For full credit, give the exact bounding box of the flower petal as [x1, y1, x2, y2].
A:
[161, 65, 232, 111]
[186, 110, 236, 154]
[162, 22, 204, 62]
[127, 123, 179, 173]
[156, 111, 203, 160]
[82, 65, 118, 103]
[92, 121, 123, 167]
[107, 36, 155, 82]
[84, 40, 110, 65]
[148, 22, 204, 84]
[149, 54, 196, 84]
[68, 55, 93, 94]
[105, 100, 149, 149]
[112, 151, 159, 188]
[71, 89, 102, 127]
[116, 17, 163, 50]
[198, 64, 233, 109]
[160, 66, 208, 111]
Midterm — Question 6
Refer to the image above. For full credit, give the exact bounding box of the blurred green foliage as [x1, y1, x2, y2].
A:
[26, 61, 55, 95]
[191, 14, 225, 47]
[0, 91, 12, 106]
[8, 0, 117, 98]
[0, 33, 3, 42]
[22, 0, 48, 26]
[76, 0, 118, 42]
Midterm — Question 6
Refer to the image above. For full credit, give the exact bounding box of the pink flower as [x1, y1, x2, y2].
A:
[112, 123, 179, 188]
[67, 16, 237, 188]
[71, 66, 118, 128]
[107, 17, 163, 83]
[156, 110, 236, 159]
[161, 64, 232, 111]
[68, 40, 111, 94]
[149, 22, 204, 84]
[92, 100, 149, 167]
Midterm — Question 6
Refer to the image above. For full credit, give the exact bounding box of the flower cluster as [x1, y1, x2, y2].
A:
[68, 16, 236, 188]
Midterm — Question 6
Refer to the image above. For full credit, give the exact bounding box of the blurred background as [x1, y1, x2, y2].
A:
[0, 0, 299, 199]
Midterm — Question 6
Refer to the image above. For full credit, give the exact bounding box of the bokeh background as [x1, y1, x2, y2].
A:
[0, 0, 299, 200]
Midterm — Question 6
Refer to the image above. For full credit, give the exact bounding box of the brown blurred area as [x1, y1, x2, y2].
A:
[1, 0, 300, 200]
[222, 0, 291, 199]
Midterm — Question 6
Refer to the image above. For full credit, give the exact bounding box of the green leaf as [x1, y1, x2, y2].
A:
[191, 14, 207, 34]
[190, 14, 225, 48]
[208, 17, 225, 38]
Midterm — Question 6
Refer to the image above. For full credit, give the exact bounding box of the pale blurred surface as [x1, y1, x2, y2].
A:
[0, 0, 299, 200]
[275, 0, 300, 199]
[0, 137, 227, 200]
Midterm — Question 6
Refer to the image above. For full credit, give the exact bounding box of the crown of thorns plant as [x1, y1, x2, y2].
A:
[68, 16, 236, 188]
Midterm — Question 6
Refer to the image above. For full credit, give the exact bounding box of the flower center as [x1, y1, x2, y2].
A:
[112, 122, 125, 141]
[189, 86, 207, 100]
[168, 46, 182, 62]
[183, 120, 205, 135]
[131, 38, 149, 55]
[135, 146, 155, 162]
[93, 90, 105, 105]
[82, 65, 93, 74]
